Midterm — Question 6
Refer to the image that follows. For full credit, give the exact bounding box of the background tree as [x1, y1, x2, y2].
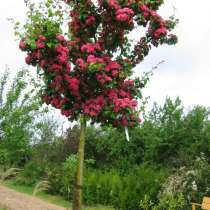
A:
[17, 0, 177, 209]
[0, 68, 40, 167]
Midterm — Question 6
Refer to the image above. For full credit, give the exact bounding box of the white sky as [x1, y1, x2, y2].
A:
[0, 0, 210, 110]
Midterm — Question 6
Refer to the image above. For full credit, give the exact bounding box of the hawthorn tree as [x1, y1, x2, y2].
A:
[17, 0, 177, 209]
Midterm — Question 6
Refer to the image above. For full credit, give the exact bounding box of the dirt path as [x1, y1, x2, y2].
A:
[0, 185, 67, 210]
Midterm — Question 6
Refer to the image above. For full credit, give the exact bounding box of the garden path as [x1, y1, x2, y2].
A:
[0, 185, 67, 210]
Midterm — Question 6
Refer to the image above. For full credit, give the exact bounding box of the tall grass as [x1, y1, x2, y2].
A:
[0, 168, 21, 181]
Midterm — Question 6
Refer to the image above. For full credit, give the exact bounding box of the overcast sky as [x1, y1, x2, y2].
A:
[1, 0, 210, 110]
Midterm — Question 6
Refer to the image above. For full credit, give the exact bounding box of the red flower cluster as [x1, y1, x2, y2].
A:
[139, 4, 168, 39]
[107, 0, 120, 10]
[83, 96, 106, 117]
[86, 16, 96, 26]
[36, 35, 46, 49]
[113, 98, 137, 113]
[81, 43, 101, 54]
[115, 8, 134, 23]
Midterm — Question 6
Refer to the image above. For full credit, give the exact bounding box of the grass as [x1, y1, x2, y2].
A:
[0, 205, 8, 210]
[2, 180, 113, 210]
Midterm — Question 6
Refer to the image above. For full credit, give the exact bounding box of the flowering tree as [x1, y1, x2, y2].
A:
[17, 0, 177, 209]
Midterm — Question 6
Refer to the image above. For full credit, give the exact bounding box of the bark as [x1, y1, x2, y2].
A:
[72, 115, 86, 210]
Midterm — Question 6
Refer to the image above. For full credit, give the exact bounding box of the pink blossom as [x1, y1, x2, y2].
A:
[115, 8, 134, 22]
[57, 54, 68, 64]
[105, 61, 121, 72]
[49, 64, 63, 72]
[65, 62, 71, 72]
[83, 96, 106, 117]
[40, 60, 48, 69]
[116, 14, 129, 21]
[56, 34, 66, 42]
[39, 35, 46, 41]
[119, 90, 130, 98]
[150, 11, 160, 18]
[143, 12, 150, 18]
[19, 40, 27, 50]
[61, 109, 72, 117]
[116, 8, 134, 16]
[96, 73, 112, 85]
[87, 55, 104, 64]
[36, 40, 45, 49]
[112, 70, 119, 77]
[107, 89, 118, 101]
[153, 27, 167, 39]
[139, 5, 149, 12]
[55, 44, 69, 54]
[81, 43, 101, 54]
[64, 75, 80, 92]
[25, 54, 31, 64]
[107, 0, 121, 10]
[121, 115, 128, 127]
[86, 16, 96, 25]
[54, 75, 63, 83]
[113, 98, 137, 112]
[76, 58, 87, 70]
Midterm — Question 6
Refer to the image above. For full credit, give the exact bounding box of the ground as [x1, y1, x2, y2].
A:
[0, 182, 113, 210]
[0, 184, 66, 210]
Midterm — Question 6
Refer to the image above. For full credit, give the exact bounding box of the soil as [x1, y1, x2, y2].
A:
[0, 185, 67, 210]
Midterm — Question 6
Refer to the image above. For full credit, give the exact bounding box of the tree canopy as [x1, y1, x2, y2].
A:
[17, 0, 177, 128]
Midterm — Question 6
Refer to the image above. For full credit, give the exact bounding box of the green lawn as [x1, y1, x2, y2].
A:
[3, 180, 113, 210]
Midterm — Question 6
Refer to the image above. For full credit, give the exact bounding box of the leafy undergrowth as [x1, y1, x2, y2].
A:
[3, 180, 114, 210]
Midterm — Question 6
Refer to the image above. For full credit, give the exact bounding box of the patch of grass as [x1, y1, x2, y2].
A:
[0, 204, 8, 210]
[3, 180, 113, 210]
[0, 201, 9, 210]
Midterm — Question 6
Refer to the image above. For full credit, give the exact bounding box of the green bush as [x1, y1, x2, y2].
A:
[156, 154, 210, 210]
[60, 155, 77, 199]
[43, 162, 167, 210]
[83, 165, 167, 210]
[139, 194, 185, 210]
[14, 161, 46, 186]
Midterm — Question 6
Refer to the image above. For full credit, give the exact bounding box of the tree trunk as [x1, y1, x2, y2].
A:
[72, 115, 86, 210]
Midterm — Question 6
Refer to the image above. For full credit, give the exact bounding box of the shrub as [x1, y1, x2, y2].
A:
[157, 154, 210, 210]
[83, 165, 167, 210]
[14, 161, 46, 186]
[139, 194, 185, 210]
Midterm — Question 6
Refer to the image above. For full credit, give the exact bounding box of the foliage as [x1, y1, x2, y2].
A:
[0, 68, 40, 167]
[82, 165, 167, 210]
[155, 154, 210, 210]
[83, 97, 210, 171]
[138, 97, 210, 167]
[33, 180, 50, 196]
[85, 126, 145, 172]
[139, 194, 184, 210]
[26, 155, 166, 210]
[60, 155, 78, 199]
[0, 168, 22, 181]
